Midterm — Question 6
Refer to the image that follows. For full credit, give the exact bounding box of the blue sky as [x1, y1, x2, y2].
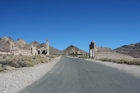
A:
[0, 0, 140, 52]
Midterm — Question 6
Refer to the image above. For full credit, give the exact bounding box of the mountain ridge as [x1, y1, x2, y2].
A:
[113, 42, 140, 58]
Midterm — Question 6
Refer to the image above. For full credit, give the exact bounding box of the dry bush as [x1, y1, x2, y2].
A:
[0, 64, 4, 72]
[120, 59, 129, 64]
[78, 56, 89, 59]
[2, 55, 7, 59]
[1, 55, 49, 69]
[19, 60, 34, 67]
[2, 57, 33, 68]
[19, 54, 23, 56]
[98, 58, 113, 62]
[50, 55, 55, 58]
[97, 58, 140, 65]
[129, 59, 140, 65]
[50, 55, 60, 58]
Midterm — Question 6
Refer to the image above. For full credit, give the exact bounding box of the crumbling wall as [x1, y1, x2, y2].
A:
[95, 52, 134, 60]
[20, 50, 31, 55]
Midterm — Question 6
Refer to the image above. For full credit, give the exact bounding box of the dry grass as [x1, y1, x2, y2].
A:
[1, 55, 49, 68]
[0, 64, 4, 72]
[50, 55, 60, 59]
[0, 54, 60, 71]
[97, 58, 140, 65]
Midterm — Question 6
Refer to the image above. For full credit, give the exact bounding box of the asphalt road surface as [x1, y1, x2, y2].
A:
[19, 56, 140, 93]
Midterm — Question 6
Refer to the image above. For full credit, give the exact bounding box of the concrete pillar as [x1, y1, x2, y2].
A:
[46, 39, 49, 55]
[92, 49, 94, 59]
[90, 49, 92, 58]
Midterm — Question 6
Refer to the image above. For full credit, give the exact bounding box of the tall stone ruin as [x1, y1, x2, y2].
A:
[89, 41, 95, 59]
[46, 39, 49, 55]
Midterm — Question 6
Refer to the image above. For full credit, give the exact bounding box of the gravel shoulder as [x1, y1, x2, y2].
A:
[0, 56, 61, 93]
[86, 59, 140, 78]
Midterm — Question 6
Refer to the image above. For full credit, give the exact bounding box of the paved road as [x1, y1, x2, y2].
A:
[19, 56, 140, 93]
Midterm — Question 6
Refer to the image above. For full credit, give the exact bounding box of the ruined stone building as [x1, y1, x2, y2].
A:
[9, 39, 49, 55]
[36, 39, 49, 55]
[89, 41, 134, 60]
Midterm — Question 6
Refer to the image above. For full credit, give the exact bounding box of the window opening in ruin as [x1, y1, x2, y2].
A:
[42, 50, 47, 54]
[31, 48, 33, 54]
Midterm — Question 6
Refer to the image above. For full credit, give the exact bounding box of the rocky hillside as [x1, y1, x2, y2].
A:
[62, 45, 88, 54]
[17, 39, 28, 45]
[0, 36, 28, 51]
[113, 43, 140, 58]
[49, 46, 62, 55]
[0, 36, 11, 51]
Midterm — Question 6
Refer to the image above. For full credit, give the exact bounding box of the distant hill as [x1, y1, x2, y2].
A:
[113, 43, 140, 58]
[62, 45, 88, 54]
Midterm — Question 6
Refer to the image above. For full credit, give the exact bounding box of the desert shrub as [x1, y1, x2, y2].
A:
[9, 59, 19, 68]
[41, 59, 45, 63]
[25, 56, 33, 61]
[1, 55, 50, 69]
[39, 57, 48, 63]
[19, 60, 34, 67]
[97, 58, 140, 65]
[50, 55, 55, 58]
[111, 59, 121, 63]
[10, 55, 13, 58]
[99, 58, 112, 62]
[78, 56, 89, 59]
[135, 60, 140, 65]
[7, 54, 11, 56]
[0, 64, 4, 72]
[120, 59, 129, 64]
[50, 54, 60, 59]
[2, 57, 33, 68]
[129, 59, 140, 65]
[2, 55, 7, 59]
[19, 54, 23, 56]
[31, 55, 48, 64]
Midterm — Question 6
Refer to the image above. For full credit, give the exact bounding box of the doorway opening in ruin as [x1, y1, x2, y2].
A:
[38, 51, 40, 54]
[31, 48, 33, 54]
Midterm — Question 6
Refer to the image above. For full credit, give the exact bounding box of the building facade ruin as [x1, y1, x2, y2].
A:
[30, 39, 49, 55]
[10, 42, 20, 55]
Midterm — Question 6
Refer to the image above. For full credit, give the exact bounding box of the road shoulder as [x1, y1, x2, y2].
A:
[86, 58, 140, 78]
[0, 56, 61, 93]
